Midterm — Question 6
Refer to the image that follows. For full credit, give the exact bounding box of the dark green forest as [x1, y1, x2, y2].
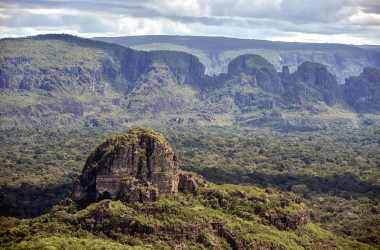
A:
[1, 125, 379, 247]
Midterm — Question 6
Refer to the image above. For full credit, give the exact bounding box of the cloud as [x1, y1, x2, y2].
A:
[0, 0, 379, 45]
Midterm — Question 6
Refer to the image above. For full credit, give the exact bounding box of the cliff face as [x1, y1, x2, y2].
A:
[227, 54, 283, 94]
[73, 127, 179, 206]
[95, 35, 380, 84]
[1, 34, 380, 132]
[344, 67, 380, 113]
[73, 127, 202, 206]
[282, 62, 341, 105]
[150, 50, 206, 86]
[0, 34, 205, 94]
[213, 55, 343, 116]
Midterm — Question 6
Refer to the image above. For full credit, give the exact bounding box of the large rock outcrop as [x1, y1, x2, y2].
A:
[344, 67, 380, 113]
[73, 127, 202, 206]
[227, 54, 283, 94]
[282, 62, 341, 106]
[150, 50, 206, 86]
[73, 128, 179, 205]
[282, 62, 341, 105]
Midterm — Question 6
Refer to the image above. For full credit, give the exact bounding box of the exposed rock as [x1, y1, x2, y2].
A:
[227, 54, 284, 94]
[344, 67, 380, 113]
[211, 222, 246, 250]
[3, 32, 379, 132]
[263, 208, 309, 230]
[178, 171, 205, 194]
[125, 63, 199, 114]
[73, 127, 179, 206]
[96, 35, 380, 85]
[150, 50, 206, 86]
[283, 62, 341, 106]
[118, 176, 159, 203]
[72, 127, 207, 206]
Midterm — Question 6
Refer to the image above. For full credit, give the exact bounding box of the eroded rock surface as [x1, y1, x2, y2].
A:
[73, 127, 204, 206]
[73, 127, 179, 206]
[178, 171, 205, 194]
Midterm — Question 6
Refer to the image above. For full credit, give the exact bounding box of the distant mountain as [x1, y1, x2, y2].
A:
[1, 34, 380, 131]
[94, 35, 380, 83]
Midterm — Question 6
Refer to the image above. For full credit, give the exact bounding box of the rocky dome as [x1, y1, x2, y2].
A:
[227, 54, 283, 94]
[73, 127, 199, 206]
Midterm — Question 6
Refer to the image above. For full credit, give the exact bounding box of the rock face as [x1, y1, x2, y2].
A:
[150, 50, 206, 86]
[282, 62, 341, 105]
[344, 67, 380, 113]
[73, 127, 180, 206]
[228, 54, 283, 94]
[3, 34, 380, 132]
[178, 171, 205, 194]
[264, 208, 309, 230]
[96, 35, 380, 84]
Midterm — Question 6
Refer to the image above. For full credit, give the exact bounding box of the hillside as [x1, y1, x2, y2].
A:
[1, 34, 380, 131]
[94, 35, 380, 83]
[0, 128, 375, 250]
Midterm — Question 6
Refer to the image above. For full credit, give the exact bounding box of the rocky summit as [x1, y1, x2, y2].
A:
[73, 127, 199, 206]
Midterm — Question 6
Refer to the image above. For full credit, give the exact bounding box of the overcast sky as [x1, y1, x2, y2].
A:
[0, 0, 379, 45]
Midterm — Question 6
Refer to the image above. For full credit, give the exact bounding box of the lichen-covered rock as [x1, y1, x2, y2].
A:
[73, 127, 179, 206]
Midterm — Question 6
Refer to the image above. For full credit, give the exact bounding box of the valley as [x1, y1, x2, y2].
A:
[0, 34, 380, 249]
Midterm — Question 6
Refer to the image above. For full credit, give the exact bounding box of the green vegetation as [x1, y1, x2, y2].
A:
[0, 182, 373, 249]
[1, 34, 380, 249]
[0, 125, 379, 248]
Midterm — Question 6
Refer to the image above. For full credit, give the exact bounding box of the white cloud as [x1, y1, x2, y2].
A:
[118, 16, 192, 35]
[151, 0, 207, 17]
[349, 10, 380, 26]
[0, 0, 379, 44]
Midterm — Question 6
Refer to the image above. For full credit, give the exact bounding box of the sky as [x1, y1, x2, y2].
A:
[0, 0, 379, 45]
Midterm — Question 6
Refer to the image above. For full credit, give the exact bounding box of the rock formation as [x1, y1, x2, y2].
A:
[73, 127, 201, 206]
[282, 62, 341, 106]
[344, 67, 380, 113]
[227, 54, 283, 94]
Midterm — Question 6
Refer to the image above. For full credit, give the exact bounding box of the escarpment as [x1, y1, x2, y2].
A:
[73, 127, 201, 206]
